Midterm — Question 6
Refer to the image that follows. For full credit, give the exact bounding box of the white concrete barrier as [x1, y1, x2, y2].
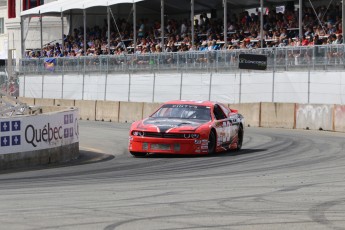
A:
[334, 105, 345, 132]
[296, 104, 334, 131]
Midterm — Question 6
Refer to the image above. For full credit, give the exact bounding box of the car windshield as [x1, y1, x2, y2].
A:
[151, 104, 211, 120]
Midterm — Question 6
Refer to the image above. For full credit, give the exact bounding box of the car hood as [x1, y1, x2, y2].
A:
[137, 117, 207, 133]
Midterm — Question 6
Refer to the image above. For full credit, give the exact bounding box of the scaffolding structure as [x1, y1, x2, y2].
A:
[0, 89, 29, 117]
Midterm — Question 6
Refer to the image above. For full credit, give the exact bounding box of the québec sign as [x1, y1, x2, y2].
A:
[0, 110, 79, 154]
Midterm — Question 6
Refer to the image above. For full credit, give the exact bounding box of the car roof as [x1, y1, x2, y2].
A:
[164, 100, 219, 107]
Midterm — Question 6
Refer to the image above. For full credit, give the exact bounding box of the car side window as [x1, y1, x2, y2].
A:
[213, 105, 227, 120]
[219, 104, 230, 117]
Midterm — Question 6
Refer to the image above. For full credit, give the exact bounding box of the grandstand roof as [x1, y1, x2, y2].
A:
[21, 0, 294, 17]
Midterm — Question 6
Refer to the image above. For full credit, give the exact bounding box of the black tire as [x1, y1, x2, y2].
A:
[236, 126, 244, 151]
[130, 151, 147, 157]
[208, 130, 216, 154]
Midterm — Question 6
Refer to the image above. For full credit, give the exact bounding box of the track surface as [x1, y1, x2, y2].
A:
[0, 121, 345, 230]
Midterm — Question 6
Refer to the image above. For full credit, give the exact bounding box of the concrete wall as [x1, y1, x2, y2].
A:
[0, 143, 79, 170]
[334, 105, 345, 132]
[35, 98, 55, 106]
[119, 102, 144, 123]
[55, 99, 75, 107]
[96, 101, 119, 122]
[143, 103, 162, 118]
[75, 100, 96, 121]
[260, 103, 296, 129]
[229, 103, 260, 127]
[296, 104, 334, 131]
[16, 96, 345, 134]
[17, 97, 35, 106]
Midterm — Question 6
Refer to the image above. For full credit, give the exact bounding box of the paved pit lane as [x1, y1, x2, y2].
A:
[0, 121, 344, 230]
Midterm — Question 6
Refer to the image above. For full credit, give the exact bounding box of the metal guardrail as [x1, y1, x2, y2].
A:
[18, 45, 345, 74]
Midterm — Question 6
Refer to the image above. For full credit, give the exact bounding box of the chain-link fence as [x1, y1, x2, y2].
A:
[1, 61, 20, 97]
[19, 45, 345, 75]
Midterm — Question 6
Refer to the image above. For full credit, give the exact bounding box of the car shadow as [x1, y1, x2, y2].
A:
[144, 148, 267, 159]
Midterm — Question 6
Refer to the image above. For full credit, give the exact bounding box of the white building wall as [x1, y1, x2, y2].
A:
[0, 5, 9, 59]
[1, 0, 68, 61]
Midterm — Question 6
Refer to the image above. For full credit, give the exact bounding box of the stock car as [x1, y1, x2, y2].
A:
[128, 100, 245, 157]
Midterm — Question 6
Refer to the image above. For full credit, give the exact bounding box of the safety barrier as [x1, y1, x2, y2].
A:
[14, 97, 345, 132]
[0, 106, 79, 170]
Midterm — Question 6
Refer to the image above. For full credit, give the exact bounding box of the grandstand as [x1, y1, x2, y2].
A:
[2, 0, 345, 105]
[19, 0, 344, 58]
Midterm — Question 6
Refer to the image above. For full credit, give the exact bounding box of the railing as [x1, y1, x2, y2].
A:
[19, 45, 345, 75]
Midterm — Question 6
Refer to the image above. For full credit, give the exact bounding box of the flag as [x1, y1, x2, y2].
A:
[44, 58, 56, 72]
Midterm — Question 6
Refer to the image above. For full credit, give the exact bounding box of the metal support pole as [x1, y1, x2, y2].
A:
[209, 73, 213, 101]
[152, 73, 156, 102]
[61, 11, 64, 55]
[82, 72, 85, 100]
[40, 13, 43, 55]
[107, 6, 110, 53]
[128, 73, 131, 101]
[260, 0, 264, 48]
[42, 75, 44, 98]
[299, 0, 303, 39]
[83, 9, 87, 55]
[191, 0, 195, 49]
[180, 73, 183, 100]
[308, 61, 311, 103]
[223, 0, 227, 49]
[272, 48, 276, 103]
[161, 0, 165, 50]
[133, 2, 137, 50]
[20, 16, 25, 58]
[343, 0, 345, 43]
[239, 72, 242, 103]
[62, 66, 64, 99]
[104, 56, 108, 101]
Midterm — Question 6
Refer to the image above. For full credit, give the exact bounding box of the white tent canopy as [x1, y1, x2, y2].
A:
[21, 0, 144, 16]
[22, 0, 304, 17]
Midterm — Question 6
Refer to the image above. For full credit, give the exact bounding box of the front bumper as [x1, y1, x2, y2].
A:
[129, 136, 209, 154]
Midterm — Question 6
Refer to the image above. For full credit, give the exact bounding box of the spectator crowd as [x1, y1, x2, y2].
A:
[25, 2, 344, 58]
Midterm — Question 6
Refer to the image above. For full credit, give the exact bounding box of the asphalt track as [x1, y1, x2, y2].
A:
[0, 121, 345, 230]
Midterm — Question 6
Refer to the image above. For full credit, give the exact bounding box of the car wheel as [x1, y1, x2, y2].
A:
[130, 151, 147, 157]
[236, 126, 244, 151]
[208, 130, 216, 154]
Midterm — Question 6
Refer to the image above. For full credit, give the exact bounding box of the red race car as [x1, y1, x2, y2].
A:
[128, 100, 245, 157]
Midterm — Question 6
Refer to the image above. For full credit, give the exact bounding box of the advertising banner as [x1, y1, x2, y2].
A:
[0, 109, 79, 154]
[239, 54, 267, 70]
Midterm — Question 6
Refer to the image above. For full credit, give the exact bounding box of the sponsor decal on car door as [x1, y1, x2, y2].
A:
[215, 120, 232, 147]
